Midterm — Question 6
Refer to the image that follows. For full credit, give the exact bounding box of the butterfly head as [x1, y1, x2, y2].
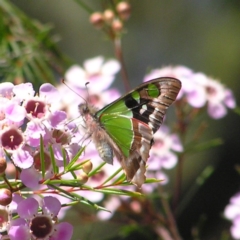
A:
[78, 103, 89, 115]
[78, 103, 98, 116]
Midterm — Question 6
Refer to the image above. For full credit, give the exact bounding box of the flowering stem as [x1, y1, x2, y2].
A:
[2, 174, 15, 192]
[172, 153, 184, 214]
[173, 103, 207, 213]
[158, 186, 182, 240]
[172, 100, 187, 212]
[113, 38, 131, 92]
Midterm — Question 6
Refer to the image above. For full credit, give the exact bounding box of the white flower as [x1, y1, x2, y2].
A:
[65, 56, 120, 92]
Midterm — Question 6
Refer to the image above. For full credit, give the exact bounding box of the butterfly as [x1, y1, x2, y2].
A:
[79, 77, 181, 187]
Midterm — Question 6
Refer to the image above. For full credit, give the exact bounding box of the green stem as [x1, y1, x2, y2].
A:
[113, 38, 131, 92]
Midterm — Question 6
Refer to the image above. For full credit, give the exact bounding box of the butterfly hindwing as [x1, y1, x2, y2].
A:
[94, 77, 181, 187]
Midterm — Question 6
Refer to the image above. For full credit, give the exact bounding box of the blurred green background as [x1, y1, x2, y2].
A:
[7, 0, 240, 239]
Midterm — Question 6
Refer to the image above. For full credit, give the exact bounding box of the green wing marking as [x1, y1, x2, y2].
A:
[97, 100, 134, 158]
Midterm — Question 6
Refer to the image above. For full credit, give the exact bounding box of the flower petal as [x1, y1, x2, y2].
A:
[102, 59, 120, 76]
[170, 134, 183, 152]
[5, 102, 26, 123]
[12, 149, 33, 169]
[40, 83, 60, 103]
[224, 89, 236, 109]
[50, 222, 73, 240]
[84, 56, 104, 74]
[160, 152, 177, 169]
[42, 196, 61, 216]
[65, 65, 86, 87]
[13, 82, 34, 100]
[9, 222, 30, 240]
[17, 197, 39, 219]
[208, 103, 227, 119]
[9, 193, 24, 212]
[0, 82, 14, 97]
[20, 168, 40, 189]
[49, 111, 67, 127]
[186, 87, 206, 108]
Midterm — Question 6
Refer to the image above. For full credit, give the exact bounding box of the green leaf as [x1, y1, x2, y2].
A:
[145, 178, 163, 184]
[44, 179, 83, 187]
[69, 170, 77, 179]
[40, 135, 45, 179]
[185, 138, 223, 154]
[88, 162, 106, 177]
[101, 167, 123, 185]
[47, 183, 110, 212]
[111, 173, 126, 185]
[176, 165, 214, 215]
[62, 148, 67, 169]
[69, 160, 89, 171]
[49, 144, 58, 174]
[65, 146, 85, 172]
[92, 188, 143, 197]
[233, 107, 240, 115]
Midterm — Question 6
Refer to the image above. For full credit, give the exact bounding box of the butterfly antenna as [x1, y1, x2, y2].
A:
[61, 79, 87, 104]
[85, 82, 90, 103]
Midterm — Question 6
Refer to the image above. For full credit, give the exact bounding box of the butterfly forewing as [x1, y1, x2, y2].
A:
[93, 77, 181, 187]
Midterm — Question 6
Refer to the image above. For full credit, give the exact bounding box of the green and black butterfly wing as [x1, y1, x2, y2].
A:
[95, 77, 181, 187]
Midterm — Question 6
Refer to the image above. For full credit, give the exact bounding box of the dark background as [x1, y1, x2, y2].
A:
[10, 1, 240, 239]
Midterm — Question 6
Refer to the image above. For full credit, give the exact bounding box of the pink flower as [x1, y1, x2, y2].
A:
[144, 66, 236, 118]
[200, 76, 236, 119]
[8, 196, 73, 240]
[148, 125, 183, 171]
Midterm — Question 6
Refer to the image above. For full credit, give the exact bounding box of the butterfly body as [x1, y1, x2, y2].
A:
[79, 77, 181, 187]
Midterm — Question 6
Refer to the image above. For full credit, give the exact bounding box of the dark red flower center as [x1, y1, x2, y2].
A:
[1, 128, 23, 150]
[25, 100, 46, 118]
[30, 215, 53, 239]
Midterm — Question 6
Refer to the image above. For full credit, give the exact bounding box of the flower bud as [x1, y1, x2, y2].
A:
[90, 12, 104, 29]
[0, 158, 7, 175]
[52, 129, 69, 145]
[0, 188, 12, 206]
[103, 9, 115, 24]
[130, 200, 142, 213]
[116, 2, 131, 20]
[112, 19, 123, 33]
[0, 205, 9, 232]
[82, 161, 93, 174]
[77, 172, 88, 184]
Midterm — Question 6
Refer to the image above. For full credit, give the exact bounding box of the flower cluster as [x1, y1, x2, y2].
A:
[0, 56, 125, 239]
[89, 1, 131, 37]
[224, 192, 240, 239]
[0, 82, 83, 239]
[0, 82, 82, 188]
[144, 66, 236, 119]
